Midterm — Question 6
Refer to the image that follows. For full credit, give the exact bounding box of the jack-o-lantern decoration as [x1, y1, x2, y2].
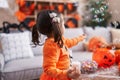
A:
[67, 2, 78, 13]
[67, 3, 73, 11]
[20, 2, 35, 15]
[92, 48, 115, 68]
[16, 0, 25, 7]
[37, 4, 42, 10]
[28, 21, 35, 28]
[57, 4, 64, 13]
[15, 11, 26, 22]
[16, 0, 35, 16]
[65, 18, 78, 28]
[29, 3, 35, 11]
[88, 36, 108, 51]
[114, 49, 120, 64]
[50, 5, 55, 10]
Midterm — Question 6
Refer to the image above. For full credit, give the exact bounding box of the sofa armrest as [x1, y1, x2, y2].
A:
[0, 53, 4, 71]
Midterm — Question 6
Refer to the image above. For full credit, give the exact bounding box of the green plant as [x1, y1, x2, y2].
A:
[83, 0, 111, 27]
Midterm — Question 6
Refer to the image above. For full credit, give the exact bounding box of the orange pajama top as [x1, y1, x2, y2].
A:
[40, 35, 84, 80]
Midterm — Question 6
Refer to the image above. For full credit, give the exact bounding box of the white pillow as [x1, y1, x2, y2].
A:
[0, 31, 34, 62]
[0, 41, 2, 53]
[64, 28, 85, 51]
[84, 27, 111, 43]
[110, 28, 120, 49]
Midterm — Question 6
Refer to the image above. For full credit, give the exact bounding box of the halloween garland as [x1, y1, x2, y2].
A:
[15, 0, 80, 28]
[1, 21, 31, 33]
[15, 0, 35, 28]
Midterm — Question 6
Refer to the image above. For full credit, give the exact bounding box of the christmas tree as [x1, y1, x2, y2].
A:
[83, 0, 111, 27]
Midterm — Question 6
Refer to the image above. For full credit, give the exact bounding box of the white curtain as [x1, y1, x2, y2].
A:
[0, 0, 9, 8]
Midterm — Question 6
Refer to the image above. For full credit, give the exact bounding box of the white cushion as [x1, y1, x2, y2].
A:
[0, 31, 34, 62]
[84, 27, 111, 43]
[0, 42, 2, 53]
[32, 46, 43, 56]
[110, 28, 120, 49]
[3, 56, 43, 72]
[64, 28, 85, 51]
[72, 51, 93, 62]
[28, 32, 46, 56]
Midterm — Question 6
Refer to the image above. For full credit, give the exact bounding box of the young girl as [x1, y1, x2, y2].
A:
[32, 10, 86, 80]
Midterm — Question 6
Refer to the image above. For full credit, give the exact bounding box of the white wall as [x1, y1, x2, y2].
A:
[78, 0, 120, 26]
[0, 0, 120, 27]
[0, 0, 18, 27]
[107, 0, 120, 22]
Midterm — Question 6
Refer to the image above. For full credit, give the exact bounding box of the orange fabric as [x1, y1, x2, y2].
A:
[64, 36, 85, 48]
[40, 36, 84, 80]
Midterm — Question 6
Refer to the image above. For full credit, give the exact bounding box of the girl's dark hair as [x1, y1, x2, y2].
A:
[32, 10, 64, 48]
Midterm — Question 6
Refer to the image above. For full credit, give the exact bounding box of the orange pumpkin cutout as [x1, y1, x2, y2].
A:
[15, 11, 26, 22]
[88, 36, 108, 51]
[67, 3, 73, 11]
[28, 21, 35, 28]
[16, 0, 25, 7]
[37, 4, 42, 10]
[92, 48, 115, 68]
[114, 50, 120, 64]
[65, 18, 78, 28]
[57, 4, 64, 13]
[30, 3, 35, 11]
[66, 20, 76, 28]
[50, 5, 55, 10]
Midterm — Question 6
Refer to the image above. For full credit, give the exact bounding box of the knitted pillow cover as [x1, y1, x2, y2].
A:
[0, 31, 34, 62]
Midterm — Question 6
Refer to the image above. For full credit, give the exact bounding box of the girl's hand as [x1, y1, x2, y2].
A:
[79, 34, 87, 41]
[67, 67, 81, 79]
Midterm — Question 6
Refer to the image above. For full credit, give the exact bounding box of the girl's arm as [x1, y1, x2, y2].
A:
[43, 42, 70, 80]
[64, 35, 86, 48]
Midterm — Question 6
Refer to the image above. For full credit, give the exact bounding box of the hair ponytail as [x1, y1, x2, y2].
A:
[32, 25, 40, 46]
[52, 22, 64, 48]
[49, 12, 64, 48]
[32, 10, 64, 47]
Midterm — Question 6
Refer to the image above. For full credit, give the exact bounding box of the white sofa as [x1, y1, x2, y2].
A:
[0, 27, 114, 80]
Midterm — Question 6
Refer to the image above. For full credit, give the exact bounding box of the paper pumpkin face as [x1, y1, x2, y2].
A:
[15, 11, 26, 22]
[67, 3, 73, 11]
[114, 50, 120, 64]
[16, 0, 26, 7]
[65, 18, 78, 28]
[92, 48, 115, 68]
[88, 36, 108, 51]
[28, 21, 35, 28]
[57, 4, 64, 13]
